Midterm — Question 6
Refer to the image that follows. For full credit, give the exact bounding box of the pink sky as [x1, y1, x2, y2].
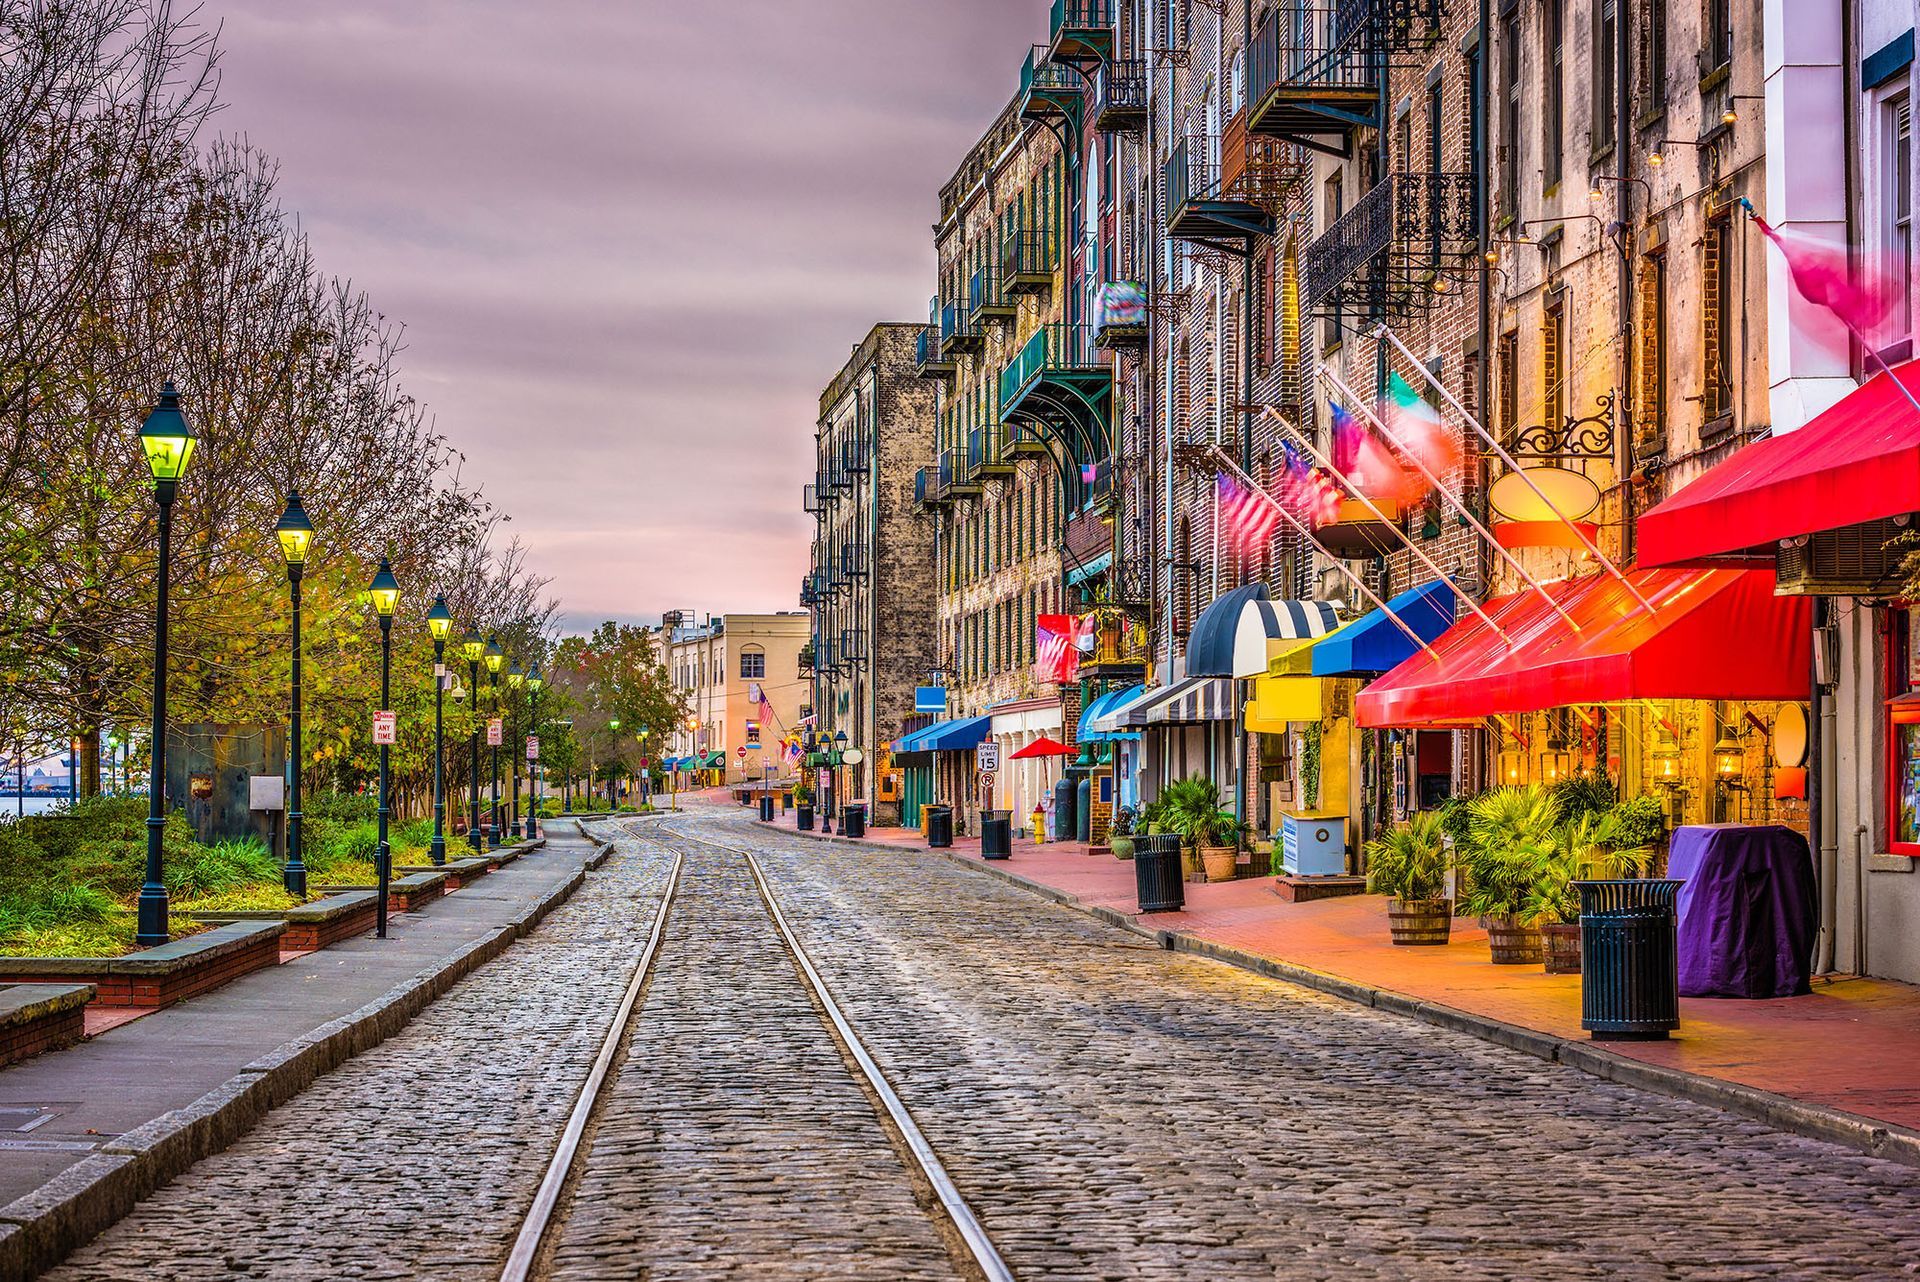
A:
[209, 0, 1043, 632]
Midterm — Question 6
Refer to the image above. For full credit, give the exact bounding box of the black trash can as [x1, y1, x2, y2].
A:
[1576, 879, 1685, 1040]
[758, 795, 775, 822]
[925, 804, 954, 849]
[981, 810, 1013, 859]
[1133, 833, 1184, 913]
[841, 803, 867, 839]
[796, 803, 814, 832]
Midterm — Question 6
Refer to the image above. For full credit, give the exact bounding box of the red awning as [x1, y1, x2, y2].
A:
[1355, 568, 1811, 728]
[1638, 360, 1920, 567]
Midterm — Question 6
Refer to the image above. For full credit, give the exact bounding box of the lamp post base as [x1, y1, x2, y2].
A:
[135, 885, 170, 948]
[428, 838, 446, 866]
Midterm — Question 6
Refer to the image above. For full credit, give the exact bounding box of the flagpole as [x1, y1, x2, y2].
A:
[1206, 446, 1445, 661]
[1305, 378, 1584, 634]
[1372, 325, 1658, 615]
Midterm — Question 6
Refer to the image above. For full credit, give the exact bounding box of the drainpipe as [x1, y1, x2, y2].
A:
[1811, 595, 1834, 974]
[1614, 0, 1634, 563]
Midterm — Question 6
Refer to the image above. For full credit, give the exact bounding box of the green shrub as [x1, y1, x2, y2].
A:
[1608, 795, 1667, 852]
[176, 885, 303, 914]
[1459, 786, 1562, 920]
[1550, 772, 1617, 826]
[306, 793, 377, 824]
[1366, 811, 1451, 902]
[165, 837, 279, 901]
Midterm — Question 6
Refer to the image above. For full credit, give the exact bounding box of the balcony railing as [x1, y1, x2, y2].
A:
[968, 264, 1015, 322]
[914, 324, 952, 379]
[1001, 322, 1104, 411]
[1049, 0, 1114, 61]
[966, 426, 1018, 480]
[944, 305, 985, 354]
[1002, 229, 1057, 294]
[1093, 58, 1147, 132]
[802, 482, 820, 514]
[1301, 171, 1477, 314]
[839, 627, 868, 664]
[841, 436, 871, 475]
[1018, 44, 1081, 122]
[841, 542, 869, 578]
[946, 444, 983, 497]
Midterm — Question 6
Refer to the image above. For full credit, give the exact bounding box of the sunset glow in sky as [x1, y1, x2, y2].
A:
[211, 0, 1045, 632]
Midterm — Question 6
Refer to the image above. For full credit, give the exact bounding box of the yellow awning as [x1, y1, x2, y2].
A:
[1264, 634, 1321, 676]
[1247, 673, 1325, 730]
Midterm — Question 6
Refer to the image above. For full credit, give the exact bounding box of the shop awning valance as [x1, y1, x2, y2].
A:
[1078, 686, 1144, 742]
[1355, 568, 1812, 728]
[1311, 579, 1458, 677]
[1186, 582, 1342, 678]
[895, 714, 992, 753]
[1638, 361, 1920, 567]
[700, 751, 725, 768]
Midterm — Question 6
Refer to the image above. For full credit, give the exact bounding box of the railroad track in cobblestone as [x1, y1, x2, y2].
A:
[503, 819, 1013, 1282]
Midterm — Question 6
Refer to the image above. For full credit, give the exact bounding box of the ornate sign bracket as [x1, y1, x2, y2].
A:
[1505, 391, 1617, 460]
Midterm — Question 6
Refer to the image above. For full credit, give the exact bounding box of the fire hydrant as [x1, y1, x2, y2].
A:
[1030, 805, 1046, 843]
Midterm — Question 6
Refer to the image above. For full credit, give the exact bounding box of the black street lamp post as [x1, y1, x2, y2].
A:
[506, 660, 524, 838]
[135, 384, 196, 947]
[608, 718, 621, 809]
[819, 732, 836, 835]
[275, 491, 313, 896]
[427, 596, 453, 864]
[369, 559, 400, 939]
[485, 636, 504, 847]
[834, 729, 849, 833]
[526, 665, 543, 837]
[461, 631, 484, 853]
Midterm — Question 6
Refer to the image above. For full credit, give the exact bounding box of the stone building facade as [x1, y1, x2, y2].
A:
[660, 613, 810, 785]
[806, 323, 939, 825]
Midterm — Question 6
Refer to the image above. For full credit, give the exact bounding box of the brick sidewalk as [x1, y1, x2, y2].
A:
[762, 806, 1920, 1148]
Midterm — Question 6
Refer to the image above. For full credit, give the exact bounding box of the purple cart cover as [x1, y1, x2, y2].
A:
[1669, 824, 1815, 999]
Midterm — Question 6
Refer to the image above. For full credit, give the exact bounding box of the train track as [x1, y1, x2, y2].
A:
[500, 816, 1013, 1282]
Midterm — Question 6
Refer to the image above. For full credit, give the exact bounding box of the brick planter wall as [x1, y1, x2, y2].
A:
[394, 857, 490, 891]
[279, 890, 380, 951]
[0, 984, 93, 1067]
[0, 922, 285, 1009]
[386, 871, 448, 915]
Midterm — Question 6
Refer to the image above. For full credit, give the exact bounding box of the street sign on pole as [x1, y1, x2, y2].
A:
[373, 711, 397, 746]
[736, 746, 747, 760]
[975, 741, 1000, 773]
[487, 717, 503, 747]
[526, 735, 540, 761]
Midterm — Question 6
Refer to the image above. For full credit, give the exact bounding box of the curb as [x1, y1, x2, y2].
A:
[778, 821, 1920, 1172]
[0, 848, 599, 1278]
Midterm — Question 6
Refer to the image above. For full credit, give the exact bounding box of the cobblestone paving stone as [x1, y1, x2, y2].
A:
[683, 811, 1920, 1282]
[543, 829, 956, 1282]
[49, 831, 675, 1282]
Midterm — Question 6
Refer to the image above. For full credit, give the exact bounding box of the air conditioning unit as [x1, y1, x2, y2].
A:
[1774, 519, 1910, 597]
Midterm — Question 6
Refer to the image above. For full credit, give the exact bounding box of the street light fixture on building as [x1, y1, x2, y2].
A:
[135, 383, 196, 948]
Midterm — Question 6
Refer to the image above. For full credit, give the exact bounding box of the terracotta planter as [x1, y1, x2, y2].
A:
[1387, 898, 1453, 946]
[1180, 845, 1201, 882]
[1109, 835, 1136, 861]
[1542, 921, 1582, 974]
[1485, 913, 1545, 965]
[1201, 846, 1237, 882]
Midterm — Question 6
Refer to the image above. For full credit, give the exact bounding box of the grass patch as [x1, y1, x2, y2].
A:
[0, 913, 208, 959]
[175, 885, 305, 914]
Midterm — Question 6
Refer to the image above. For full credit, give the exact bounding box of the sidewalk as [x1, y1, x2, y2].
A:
[0, 827, 600, 1211]
[764, 806, 1920, 1159]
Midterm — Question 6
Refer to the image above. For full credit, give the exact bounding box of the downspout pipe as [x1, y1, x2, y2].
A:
[1811, 595, 1833, 974]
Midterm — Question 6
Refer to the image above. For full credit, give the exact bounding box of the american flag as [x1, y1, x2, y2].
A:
[1217, 473, 1283, 558]
[1033, 614, 1082, 683]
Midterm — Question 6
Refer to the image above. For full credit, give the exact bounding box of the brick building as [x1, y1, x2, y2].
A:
[805, 324, 939, 825]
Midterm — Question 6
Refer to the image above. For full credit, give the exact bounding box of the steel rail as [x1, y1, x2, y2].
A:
[499, 833, 686, 1282]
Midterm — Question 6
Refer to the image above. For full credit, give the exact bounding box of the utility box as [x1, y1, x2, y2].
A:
[165, 724, 286, 847]
[1279, 812, 1348, 877]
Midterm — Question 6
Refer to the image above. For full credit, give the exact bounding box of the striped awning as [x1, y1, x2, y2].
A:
[1187, 582, 1342, 679]
[1121, 676, 1235, 726]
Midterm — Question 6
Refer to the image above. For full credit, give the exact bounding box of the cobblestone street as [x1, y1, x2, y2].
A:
[44, 810, 1920, 1280]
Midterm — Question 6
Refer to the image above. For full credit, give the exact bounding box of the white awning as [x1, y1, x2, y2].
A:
[1233, 598, 1340, 678]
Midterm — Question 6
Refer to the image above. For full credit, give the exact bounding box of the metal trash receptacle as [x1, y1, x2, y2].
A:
[841, 803, 867, 839]
[981, 810, 1013, 859]
[1576, 879, 1684, 1040]
[1133, 833, 1185, 914]
[925, 804, 954, 848]
[758, 795, 775, 821]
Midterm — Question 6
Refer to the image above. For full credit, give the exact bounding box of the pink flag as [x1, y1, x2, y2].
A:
[1753, 215, 1892, 335]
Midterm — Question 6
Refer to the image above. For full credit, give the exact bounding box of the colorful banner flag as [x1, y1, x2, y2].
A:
[1752, 213, 1893, 335]
[1382, 372, 1464, 481]
[1217, 473, 1282, 558]
[1034, 614, 1088, 684]
[1331, 399, 1421, 507]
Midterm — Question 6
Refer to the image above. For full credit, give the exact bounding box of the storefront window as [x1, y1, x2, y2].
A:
[1890, 608, 1920, 853]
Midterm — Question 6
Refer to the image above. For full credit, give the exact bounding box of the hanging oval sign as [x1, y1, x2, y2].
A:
[1772, 702, 1809, 769]
[1488, 465, 1602, 523]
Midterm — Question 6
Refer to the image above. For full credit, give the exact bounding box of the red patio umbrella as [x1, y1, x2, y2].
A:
[1010, 736, 1074, 759]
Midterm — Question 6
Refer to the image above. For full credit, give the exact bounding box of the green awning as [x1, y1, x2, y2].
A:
[701, 751, 726, 768]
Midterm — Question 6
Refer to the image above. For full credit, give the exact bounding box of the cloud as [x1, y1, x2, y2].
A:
[210, 0, 1045, 627]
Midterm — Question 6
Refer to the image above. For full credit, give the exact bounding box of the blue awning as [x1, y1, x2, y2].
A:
[895, 714, 991, 753]
[1077, 686, 1144, 742]
[1311, 579, 1457, 677]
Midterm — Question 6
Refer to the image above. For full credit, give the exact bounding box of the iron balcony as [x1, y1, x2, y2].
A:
[1165, 135, 1276, 249]
[1002, 229, 1056, 295]
[1247, 1, 1442, 153]
[968, 264, 1016, 324]
[1301, 170, 1477, 315]
[914, 320, 955, 380]
[1093, 58, 1147, 133]
[1018, 44, 1081, 125]
[1047, 0, 1113, 64]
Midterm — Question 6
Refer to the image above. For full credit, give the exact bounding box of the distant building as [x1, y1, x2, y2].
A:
[659, 613, 810, 784]
[805, 324, 939, 826]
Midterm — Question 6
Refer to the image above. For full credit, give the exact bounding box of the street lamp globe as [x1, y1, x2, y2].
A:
[427, 595, 453, 642]
[609, 717, 622, 731]
[368, 559, 400, 617]
[834, 729, 849, 748]
[275, 491, 314, 566]
[506, 661, 524, 691]
[461, 630, 484, 664]
[527, 664, 543, 691]
[138, 382, 196, 483]
[484, 636, 504, 673]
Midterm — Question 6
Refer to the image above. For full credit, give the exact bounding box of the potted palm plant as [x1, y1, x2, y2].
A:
[1460, 785, 1561, 965]
[794, 777, 815, 832]
[1527, 808, 1656, 974]
[1161, 778, 1241, 882]
[1108, 805, 1138, 861]
[1365, 810, 1453, 945]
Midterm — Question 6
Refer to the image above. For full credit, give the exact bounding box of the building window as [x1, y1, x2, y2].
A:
[1882, 91, 1913, 359]
[740, 649, 765, 680]
[1706, 0, 1732, 73]
[1703, 214, 1734, 426]
[1544, 0, 1564, 187]
[1889, 607, 1920, 855]
[1500, 8, 1521, 218]
[1638, 250, 1669, 452]
[1593, 0, 1617, 151]
[1321, 172, 1344, 345]
[1642, 0, 1667, 110]
[1543, 295, 1566, 429]
[1426, 77, 1443, 259]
